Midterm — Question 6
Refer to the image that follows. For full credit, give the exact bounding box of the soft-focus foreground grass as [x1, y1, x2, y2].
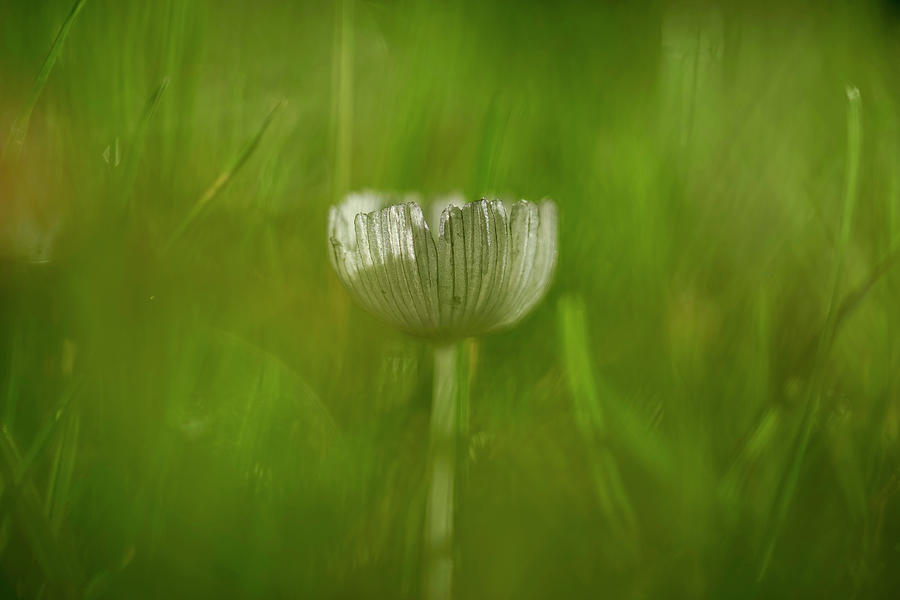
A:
[2, 0, 900, 597]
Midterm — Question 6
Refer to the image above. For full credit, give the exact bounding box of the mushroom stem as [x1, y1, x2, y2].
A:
[424, 342, 458, 600]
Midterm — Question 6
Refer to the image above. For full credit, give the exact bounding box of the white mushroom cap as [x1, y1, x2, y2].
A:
[329, 191, 557, 340]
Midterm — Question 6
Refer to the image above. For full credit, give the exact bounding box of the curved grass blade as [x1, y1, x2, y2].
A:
[1, 0, 89, 161]
[558, 295, 640, 552]
[164, 98, 286, 250]
[120, 77, 170, 216]
[758, 85, 863, 579]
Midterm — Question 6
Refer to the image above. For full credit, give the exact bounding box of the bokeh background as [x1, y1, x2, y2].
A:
[2, 0, 900, 597]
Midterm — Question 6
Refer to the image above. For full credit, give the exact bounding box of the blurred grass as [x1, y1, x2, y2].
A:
[1, 0, 900, 597]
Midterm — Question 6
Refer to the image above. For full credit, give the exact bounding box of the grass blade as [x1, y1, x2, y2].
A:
[758, 85, 863, 579]
[1, 0, 88, 161]
[0, 427, 83, 596]
[164, 98, 287, 250]
[558, 295, 639, 550]
[120, 76, 170, 216]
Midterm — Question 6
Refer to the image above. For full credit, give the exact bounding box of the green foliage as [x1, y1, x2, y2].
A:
[1, 0, 899, 597]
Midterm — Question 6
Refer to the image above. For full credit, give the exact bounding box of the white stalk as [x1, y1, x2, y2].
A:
[424, 343, 458, 600]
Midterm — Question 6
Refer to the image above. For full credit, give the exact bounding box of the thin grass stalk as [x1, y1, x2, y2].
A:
[886, 113, 900, 412]
[758, 85, 862, 578]
[331, 0, 354, 199]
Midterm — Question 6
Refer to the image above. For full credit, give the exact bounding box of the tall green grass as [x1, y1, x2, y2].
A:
[1, 0, 899, 597]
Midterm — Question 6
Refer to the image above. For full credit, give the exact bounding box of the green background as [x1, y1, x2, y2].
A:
[1, 0, 899, 597]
